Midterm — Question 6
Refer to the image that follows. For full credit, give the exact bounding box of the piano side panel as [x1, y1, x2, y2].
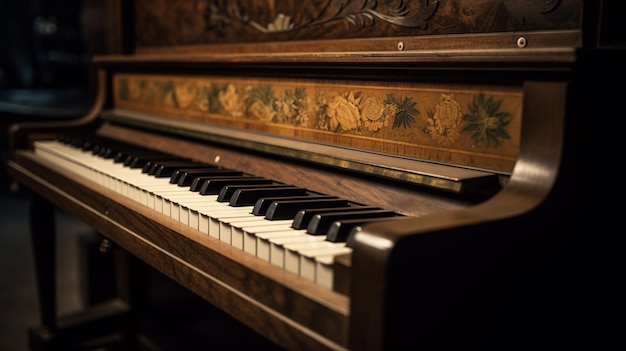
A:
[348, 65, 626, 349]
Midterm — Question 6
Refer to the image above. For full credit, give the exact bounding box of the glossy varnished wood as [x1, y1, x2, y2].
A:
[132, 0, 583, 49]
[349, 80, 566, 349]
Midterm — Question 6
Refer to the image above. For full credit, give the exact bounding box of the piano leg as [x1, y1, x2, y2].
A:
[28, 194, 57, 341]
[26, 194, 141, 350]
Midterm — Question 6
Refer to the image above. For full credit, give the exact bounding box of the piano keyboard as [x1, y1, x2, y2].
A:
[33, 136, 404, 290]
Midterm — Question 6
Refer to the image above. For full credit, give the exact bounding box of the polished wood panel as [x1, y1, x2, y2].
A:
[133, 0, 583, 50]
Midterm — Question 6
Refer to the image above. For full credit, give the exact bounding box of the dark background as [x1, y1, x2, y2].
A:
[0, 0, 89, 90]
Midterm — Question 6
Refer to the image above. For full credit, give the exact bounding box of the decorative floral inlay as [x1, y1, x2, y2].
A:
[266, 14, 294, 32]
[462, 93, 512, 148]
[116, 75, 521, 167]
[425, 93, 462, 146]
[361, 96, 395, 132]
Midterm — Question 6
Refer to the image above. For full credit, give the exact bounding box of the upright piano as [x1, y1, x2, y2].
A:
[7, 0, 624, 350]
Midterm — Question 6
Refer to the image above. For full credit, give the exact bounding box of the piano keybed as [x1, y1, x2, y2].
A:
[34, 135, 404, 291]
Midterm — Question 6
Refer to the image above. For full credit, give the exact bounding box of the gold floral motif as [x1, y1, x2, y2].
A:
[194, 83, 210, 112]
[425, 93, 462, 146]
[245, 85, 275, 121]
[274, 87, 309, 126]
[218, 84, 243, 117]
[324, 91, 362, 132]
[247, 100, 274, 121]
[267, 13, 294, 32]
[360, 97, 394, 132]
[173, 81, 198, 109]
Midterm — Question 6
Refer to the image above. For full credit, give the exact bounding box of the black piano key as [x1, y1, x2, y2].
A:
[91, 139, 130, 157]
[125, 153, 179, 168]
[345, 218, 410, 248]
[190, 174, 252, 192]
[250, 195, 317, 217]
[77, 137, 100, 151]
[57, 134, 73, 144]
[68, 136, 86, 148]
[150, 161, 208, 177]
[306, 209, 398, 235]
[251, 195, 339, 217]
[263, 197, 348, 219]
[291, 205, 381, 230]
[169, 167, 220, 184]
[62, 135, 97, 151]
[89, 141, 108, 155]
[142, 158, 190, 173]
[228, 187, 309, 207]
[116, 148, 168, 163]
[216, 183, 289, 202]
[326, 217, 402, 243]
[177, 169, 244, 187]
[100, 144, 133, 159]
[200, 178, 274, 195]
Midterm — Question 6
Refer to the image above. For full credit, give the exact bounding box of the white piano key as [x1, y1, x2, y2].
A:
[216, 207, 256, 243]
[269, 235, 327, 268]
[240, 225, 298, 261]
[34, 139, 353, 290]
[284, 241, 347, 276]
[246, 228, 310, 262]
[315, 255, 336, 289]
[299, 246, 352, 283]
[207, 211, 258, 239]
[230, 219, 291, 250]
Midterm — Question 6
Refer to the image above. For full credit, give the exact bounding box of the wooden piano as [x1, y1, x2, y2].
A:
[7, 0, 624, 350]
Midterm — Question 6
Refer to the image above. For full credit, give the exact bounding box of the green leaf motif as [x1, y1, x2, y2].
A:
[462, 93, 512, 148]
[208, 84, 227, 113]
[386, 94, 419, 129]
[246, 85, 275, 109]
